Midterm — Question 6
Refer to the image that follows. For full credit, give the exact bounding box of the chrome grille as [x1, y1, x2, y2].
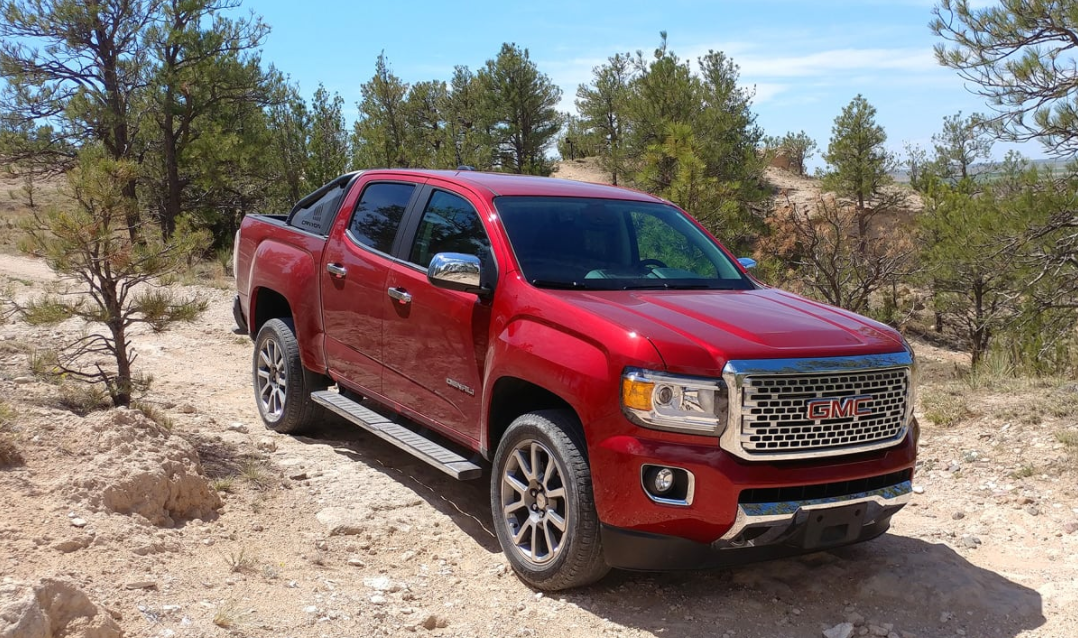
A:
[737, 367, 908, 456]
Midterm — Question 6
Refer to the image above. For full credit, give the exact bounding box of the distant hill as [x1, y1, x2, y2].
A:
[890, 157, 1073, 183]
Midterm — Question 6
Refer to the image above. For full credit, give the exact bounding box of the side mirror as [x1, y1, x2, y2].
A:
[427, 252, 489, 295]
[738, 257, 757, 270]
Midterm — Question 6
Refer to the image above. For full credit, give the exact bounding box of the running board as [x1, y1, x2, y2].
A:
[310, 391, 482, 480]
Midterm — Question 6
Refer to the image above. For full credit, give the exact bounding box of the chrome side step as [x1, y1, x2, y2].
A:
[310, 390, 482, 480]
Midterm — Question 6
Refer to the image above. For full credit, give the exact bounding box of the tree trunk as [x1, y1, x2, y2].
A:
[161, 100, 182, 240]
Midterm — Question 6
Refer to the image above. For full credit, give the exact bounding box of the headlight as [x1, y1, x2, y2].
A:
[621, 368, 728, 435]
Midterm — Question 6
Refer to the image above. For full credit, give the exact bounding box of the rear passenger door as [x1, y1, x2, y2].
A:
[322, 179, 421, 396]
[382, 185, 493, 444]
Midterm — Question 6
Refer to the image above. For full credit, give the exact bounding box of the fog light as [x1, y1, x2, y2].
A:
[649, 467, 675, 494]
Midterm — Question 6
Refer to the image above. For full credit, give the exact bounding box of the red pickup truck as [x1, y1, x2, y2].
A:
[233, 169, 917, 590]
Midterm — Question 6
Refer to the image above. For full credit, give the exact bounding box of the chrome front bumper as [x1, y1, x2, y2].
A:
[714, 480, 913, 549]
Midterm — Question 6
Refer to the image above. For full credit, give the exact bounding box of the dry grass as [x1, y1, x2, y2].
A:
[224, 548, 258, 574]
[132, 400, 173, 431]
[920, 388, 972, 427]
[57, 383, 111, 416]
[0, 401, 23, 468]
[0, 172, 69, 256]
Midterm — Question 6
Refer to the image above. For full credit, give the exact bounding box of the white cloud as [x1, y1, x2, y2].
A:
[746, 82, 789, 104]
[736, 48, 938, 79]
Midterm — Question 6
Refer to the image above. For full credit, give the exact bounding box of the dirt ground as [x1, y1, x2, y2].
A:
[1, 168, 1077, 638]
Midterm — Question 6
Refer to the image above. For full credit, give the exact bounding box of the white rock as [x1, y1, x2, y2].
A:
[316, 506, 371, 536]
[912, 485, 925, 494]
[823, 622, 854, 638]
[227, 422, 249, 433]
[70, 518, 87, 528]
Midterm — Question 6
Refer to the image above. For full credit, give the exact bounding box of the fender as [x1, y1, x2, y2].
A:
[248, 236, 328, 374]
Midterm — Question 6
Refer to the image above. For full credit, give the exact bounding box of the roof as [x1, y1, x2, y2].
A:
[362, 169, 665, 202]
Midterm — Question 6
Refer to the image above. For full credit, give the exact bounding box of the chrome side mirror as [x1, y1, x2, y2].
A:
[427, 252, 487, 295]
[738, 257, 757, 270]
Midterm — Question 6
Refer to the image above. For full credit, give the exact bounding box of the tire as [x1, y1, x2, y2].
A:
[491, 410, 610, 590]
[252, 318, 326, 434]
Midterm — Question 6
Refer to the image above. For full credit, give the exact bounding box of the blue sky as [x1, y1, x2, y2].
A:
[255, 0, 1035, 169]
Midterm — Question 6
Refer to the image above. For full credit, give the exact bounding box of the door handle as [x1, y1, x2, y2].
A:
[387, 287, 412, 304]
[326, 263, 347, 278]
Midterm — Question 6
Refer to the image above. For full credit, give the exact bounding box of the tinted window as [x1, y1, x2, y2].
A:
[348, 182, 416, 253]
[289, 186, 344, 236]
[493, 196, 750, 290]
[408, 191, 491, 268]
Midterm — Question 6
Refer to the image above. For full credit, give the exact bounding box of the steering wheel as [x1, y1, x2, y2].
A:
[638, 258, 668, 270]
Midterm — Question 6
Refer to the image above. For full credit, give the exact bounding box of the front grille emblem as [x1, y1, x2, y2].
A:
[806, 395, 873, 420]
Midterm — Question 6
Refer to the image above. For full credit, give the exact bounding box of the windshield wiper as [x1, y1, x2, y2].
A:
[530, 279, 591, 290]
[622, 282, 714, 290]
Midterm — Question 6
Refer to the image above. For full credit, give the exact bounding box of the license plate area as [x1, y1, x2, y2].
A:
[803, 503, 866, 549]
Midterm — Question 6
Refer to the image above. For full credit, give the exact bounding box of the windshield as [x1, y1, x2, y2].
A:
[493, 196, 753, 291]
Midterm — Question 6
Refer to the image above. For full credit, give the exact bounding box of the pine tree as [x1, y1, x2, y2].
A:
[264, 74, 310, 207]
[0, 0, 159, 237]
[479, 43, 562, 175]
[404, 80, 452, 168]
[575, 52, 632, 184]
[931, 111, 992, 184]
[18, 147, 208, 406]
[822, 95, 897, 256]
[144, 0, 269, 239]
[307, 83, 349, 186]
[352, 52, 409, 168]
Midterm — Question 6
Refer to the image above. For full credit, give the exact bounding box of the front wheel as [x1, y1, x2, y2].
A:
[491, 410, 609, 590]
[252, 318, 325, 434]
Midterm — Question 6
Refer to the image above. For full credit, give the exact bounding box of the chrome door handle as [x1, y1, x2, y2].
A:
[387, 287, 412, 304]
[326, 263, 347, 278]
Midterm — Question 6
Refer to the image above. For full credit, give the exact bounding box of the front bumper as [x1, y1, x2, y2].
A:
[602, 505, 897, 571]
[601, 479, 910, 570]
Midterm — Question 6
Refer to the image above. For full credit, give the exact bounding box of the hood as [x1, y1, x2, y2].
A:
[553, 288, 905, 371]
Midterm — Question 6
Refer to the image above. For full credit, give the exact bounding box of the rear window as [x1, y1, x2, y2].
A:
[288, 186, 345, 236]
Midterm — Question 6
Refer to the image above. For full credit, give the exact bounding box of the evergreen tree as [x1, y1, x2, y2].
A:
[479, 43, 562, 175]
[307, 83, 349, 186]
[575, 52, 632, 184]
[822, 95, 897, 256]
[352, 52, 409, 169]
[0, 0, 159, 237]
[264, 74, 310, 206]
[441, 65, 496, 170]
[823, 95, 893, 213]
[144, 0, 269, 238]
[766, 131, 817, 176]
[933, 0, 1078, 155]
[18, 147, 208, 406]
[930, 111, 992, 184]
[404, 80, 452, 168]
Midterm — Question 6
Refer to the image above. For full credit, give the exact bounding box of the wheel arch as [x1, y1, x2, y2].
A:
[250, 286, 293, 335]
[485, 377, 582, 460]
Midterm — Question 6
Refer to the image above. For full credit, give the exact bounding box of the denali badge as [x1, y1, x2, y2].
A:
[806, 395, 873, 420]
[446, 378, 475, 396]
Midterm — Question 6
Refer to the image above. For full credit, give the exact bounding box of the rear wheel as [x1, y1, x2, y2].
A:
[491, 410, 609, 590]
[252, 318, 325, 434]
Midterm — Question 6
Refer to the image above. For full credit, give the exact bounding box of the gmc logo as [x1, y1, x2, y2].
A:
[806, 395, 873, 420]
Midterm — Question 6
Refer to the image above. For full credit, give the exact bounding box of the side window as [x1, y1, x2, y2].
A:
[347, 182, 416, 253]
[408, 190, 491, 268]
[289, 186, 344, 236]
